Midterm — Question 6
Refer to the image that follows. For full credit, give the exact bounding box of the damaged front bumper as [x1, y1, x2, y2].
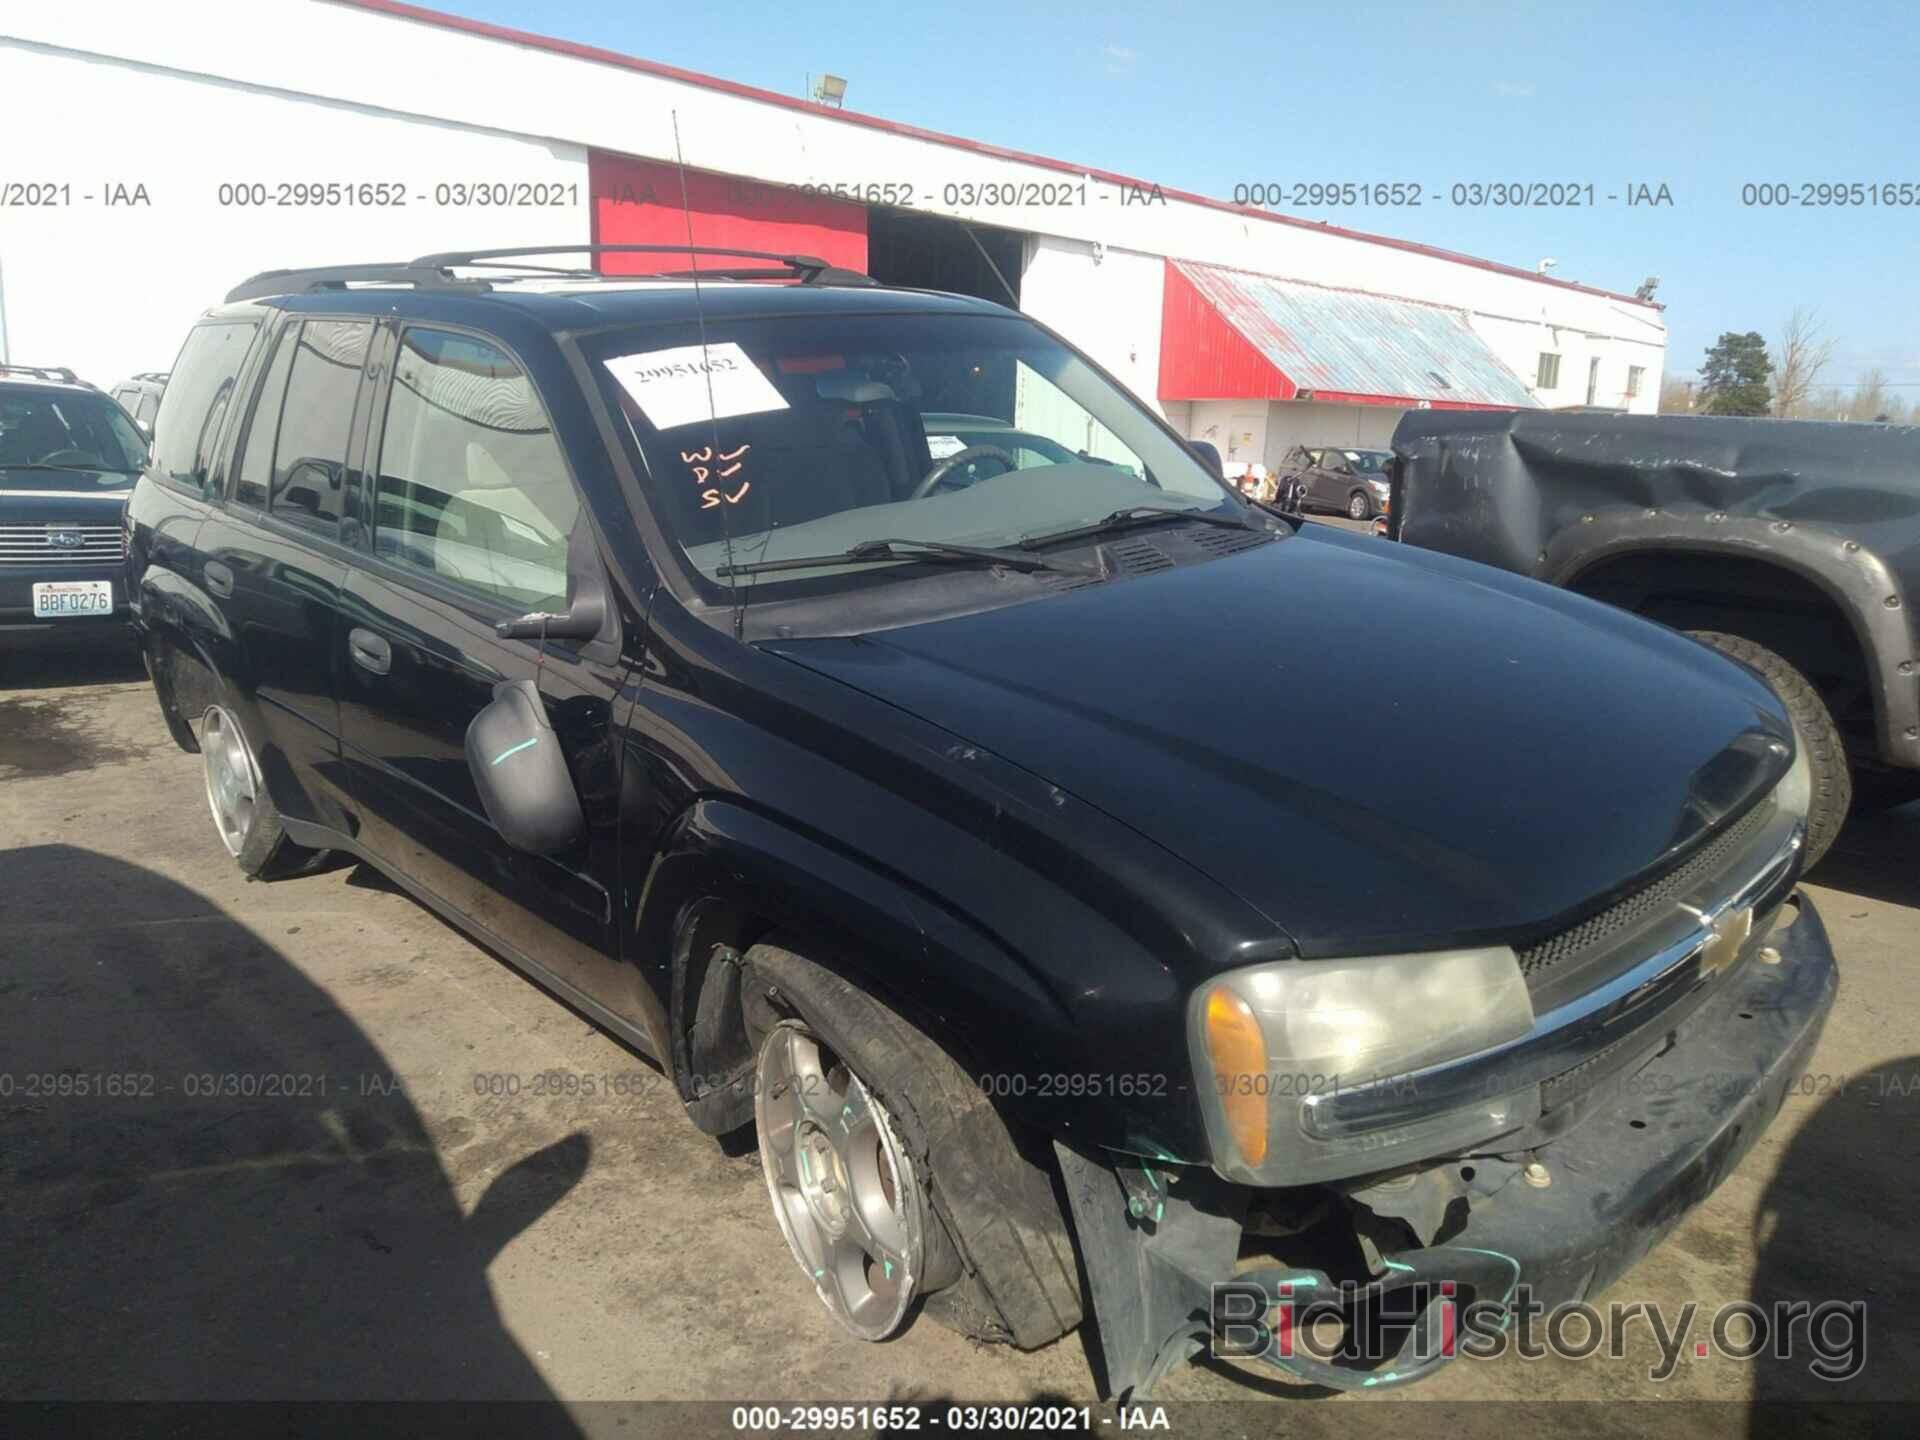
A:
[1057, 890, 1837, 1399]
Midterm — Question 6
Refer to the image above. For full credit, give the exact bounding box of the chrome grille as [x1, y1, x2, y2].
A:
[0, 524, 126, 565]
[1518, 800, 1774, 982]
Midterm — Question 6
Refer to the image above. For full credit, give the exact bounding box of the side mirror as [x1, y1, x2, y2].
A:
[494, 590, 605, 642]
[465, 679, 586, 855]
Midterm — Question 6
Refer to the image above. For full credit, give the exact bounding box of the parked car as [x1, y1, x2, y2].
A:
[1, 364, 147, 672]
[109, 371, 169, 436]
[129, 247, 1833, 1399]
[1283, 444, 1393, 520]
[1387, 408, 1920, 864]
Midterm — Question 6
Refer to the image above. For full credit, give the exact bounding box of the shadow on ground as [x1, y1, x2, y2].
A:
[0, 844, 586, 1416]
[1748, 1055, 1920, 1421]
[1803, 800, 1920, 909]
[0, 644, 145, 692]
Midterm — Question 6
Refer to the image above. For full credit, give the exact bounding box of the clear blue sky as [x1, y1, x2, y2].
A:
[451, 0, 1918, 396]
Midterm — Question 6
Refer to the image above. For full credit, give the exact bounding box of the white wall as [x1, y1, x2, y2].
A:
[0, 41, 589, 385]
[1262, 402, 1403, 464]
[2, 0, 1666, 406]
[1019, 238, 1166, 413]
[1470, 312, 1664, 414]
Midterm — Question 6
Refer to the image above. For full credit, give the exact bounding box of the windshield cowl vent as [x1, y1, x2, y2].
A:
[1100, 537, 1177, 577]
[1187, 528, 1274, 558]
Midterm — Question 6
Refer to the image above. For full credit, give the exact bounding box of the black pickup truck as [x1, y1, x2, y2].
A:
[1388, 409, 1920, 864]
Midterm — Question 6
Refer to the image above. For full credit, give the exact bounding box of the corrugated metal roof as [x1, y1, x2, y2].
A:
[1170, 260, 1539, 408]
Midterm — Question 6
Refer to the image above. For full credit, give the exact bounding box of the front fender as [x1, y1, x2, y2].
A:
[631, 797, 1213, 1159]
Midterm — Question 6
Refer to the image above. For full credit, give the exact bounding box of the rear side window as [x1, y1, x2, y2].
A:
[151, 321, 258, 493]
[268, 320, 372, 531]
[231, 323, 299, 508]
[136, 392, 160, 427]
[372, 326, 577, 612]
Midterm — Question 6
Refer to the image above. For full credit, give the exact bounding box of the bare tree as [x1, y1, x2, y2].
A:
[1810, 385, 1850, 420]
[1658, 377, 1696, 414]
[1771, 307, 1837, 418]
[1849, 367, 1891, 422]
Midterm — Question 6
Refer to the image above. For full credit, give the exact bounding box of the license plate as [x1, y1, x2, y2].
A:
[31, 580, 114, 618]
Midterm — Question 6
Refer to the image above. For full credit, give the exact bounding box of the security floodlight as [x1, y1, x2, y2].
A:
[813, 74, 848, 107]
[1537, 258, 1558, 275]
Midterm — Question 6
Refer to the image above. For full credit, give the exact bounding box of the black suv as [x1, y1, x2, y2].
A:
[129, 247, 1834, 1398]
[1, 364, 148, 671]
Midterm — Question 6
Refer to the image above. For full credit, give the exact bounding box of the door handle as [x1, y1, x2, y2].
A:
[348, 627, 392, 676]
[203, 560, 234, 599]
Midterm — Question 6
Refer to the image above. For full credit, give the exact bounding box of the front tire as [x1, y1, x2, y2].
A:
[1347, 490, 1371, 521]
[1685, 631, 1850, 866]
[742, 943, 1083, 1350]
[198, 704, 331, 879]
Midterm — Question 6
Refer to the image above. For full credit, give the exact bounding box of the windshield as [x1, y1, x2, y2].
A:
[1346, 451, 1389, 474]
[0, 387, 147, 489]
[584, 311, 1238, 592]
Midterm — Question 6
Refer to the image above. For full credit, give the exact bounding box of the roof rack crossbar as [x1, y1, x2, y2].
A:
[226, 244, 876, 302]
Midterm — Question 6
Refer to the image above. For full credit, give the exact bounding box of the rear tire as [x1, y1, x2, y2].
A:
[198, 703, 332, 880]
[741, 943, 1084, 1350]
[1685, 631, 1850, 866]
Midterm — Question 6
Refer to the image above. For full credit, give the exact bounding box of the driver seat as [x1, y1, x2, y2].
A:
[815, 376, 934, 499]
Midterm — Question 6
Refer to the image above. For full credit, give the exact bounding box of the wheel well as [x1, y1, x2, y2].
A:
[1568, 549, 1875, 749]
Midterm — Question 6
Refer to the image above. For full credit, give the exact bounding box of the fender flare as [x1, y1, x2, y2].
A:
[1548, 513, 1918, 767]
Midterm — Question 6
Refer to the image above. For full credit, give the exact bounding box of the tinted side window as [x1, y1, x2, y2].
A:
[136, 392, 160, 427]
[269, 320, 371, 530]
[151, 321, 259, 492]
[233, 323, 299, 508]
[373, 327, 577, 612]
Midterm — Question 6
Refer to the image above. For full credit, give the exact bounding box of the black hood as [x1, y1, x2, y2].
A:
[768, 526, 1793, 956]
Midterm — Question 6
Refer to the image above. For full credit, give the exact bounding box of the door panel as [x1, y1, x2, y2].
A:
[336, 566, 628, 1014]
[335, 321, 630, 1021]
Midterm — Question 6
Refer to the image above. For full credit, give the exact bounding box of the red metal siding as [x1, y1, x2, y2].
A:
[1158, 260, 1295, 403]
[588, 153, 868, 273]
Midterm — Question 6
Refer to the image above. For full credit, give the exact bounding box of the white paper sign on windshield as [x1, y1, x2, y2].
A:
[603, 343, 789, 432]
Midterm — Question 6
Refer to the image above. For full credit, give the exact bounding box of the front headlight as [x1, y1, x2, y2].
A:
[1190, 947, 1536, 1185]
[1772, 731, 1812, 825]
[1369, 479, 1391, 496]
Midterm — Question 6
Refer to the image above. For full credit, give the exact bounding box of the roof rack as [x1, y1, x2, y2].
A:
[225, 244, 877, 303]
[127, 371, 170, 383]
[0, 363, 81, 384]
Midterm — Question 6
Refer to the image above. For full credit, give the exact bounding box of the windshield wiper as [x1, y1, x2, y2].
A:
[1019, 503, 1267, 550]
[714, 537, 1099, 579]
[0, 462, 128, 475]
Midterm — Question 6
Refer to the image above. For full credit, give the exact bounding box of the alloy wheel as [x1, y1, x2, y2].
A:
[200, 706, 259, 858]
[754, 1020, 927, 1340]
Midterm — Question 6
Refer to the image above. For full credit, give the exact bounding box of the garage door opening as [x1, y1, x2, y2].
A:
[866, 209, 1026, 308]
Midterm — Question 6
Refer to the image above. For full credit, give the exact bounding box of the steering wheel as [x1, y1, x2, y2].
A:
[36, 448, 104, 468]
[911, 444, 1017, 500]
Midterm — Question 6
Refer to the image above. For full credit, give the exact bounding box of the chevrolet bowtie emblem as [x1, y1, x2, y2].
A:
[1699, 905, 1753, 978]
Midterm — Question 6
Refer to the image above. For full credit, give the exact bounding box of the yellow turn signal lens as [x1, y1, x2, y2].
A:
[1204, 986, 1269, 1167]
